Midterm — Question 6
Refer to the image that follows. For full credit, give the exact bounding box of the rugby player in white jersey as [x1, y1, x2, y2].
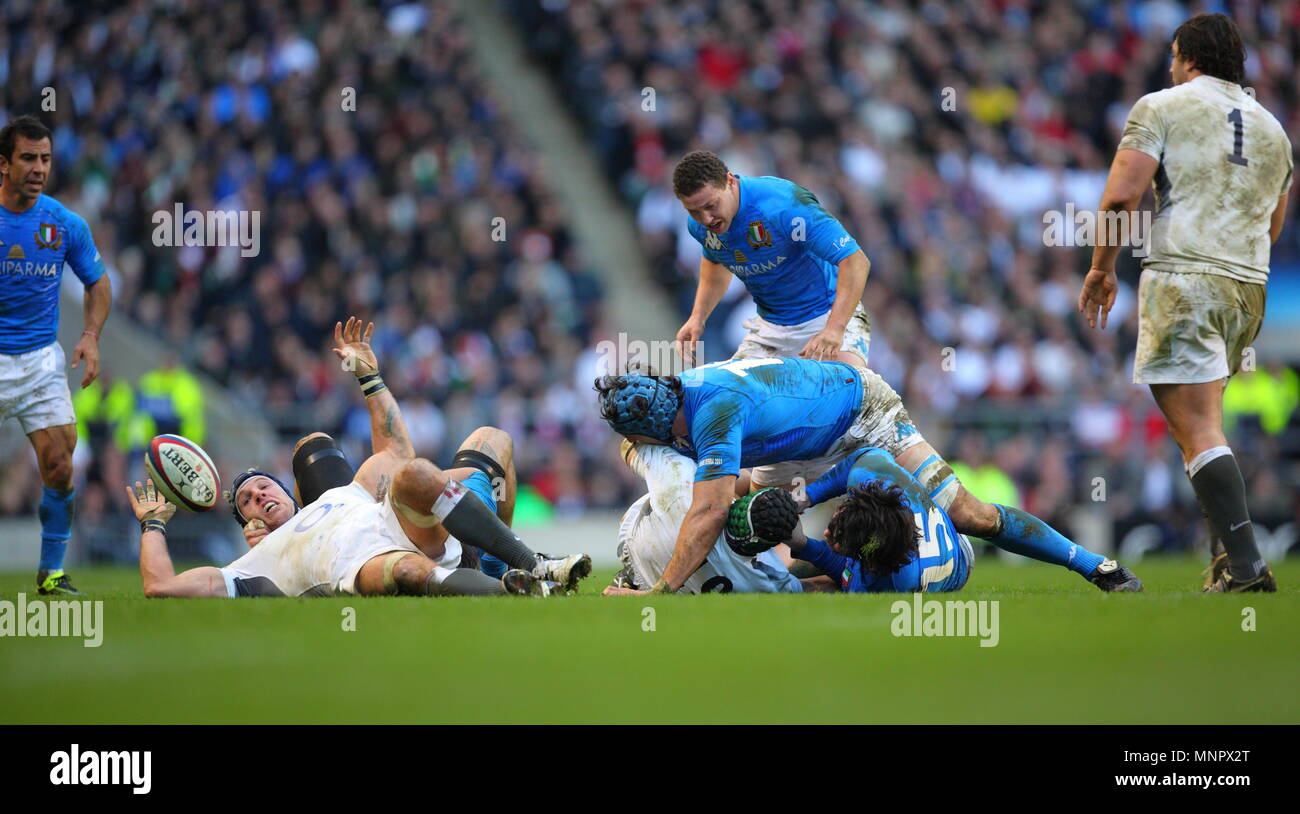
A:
[128, 317, 591, 598]
[1078, 13, 1291, 593]
[607, 439, 801, 595]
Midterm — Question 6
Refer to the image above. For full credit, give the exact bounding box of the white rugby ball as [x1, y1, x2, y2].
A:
[144, 434, 221, 512]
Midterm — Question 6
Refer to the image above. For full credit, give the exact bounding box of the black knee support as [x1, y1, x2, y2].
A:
[292, 435, 356, 505]
[451, 448, 506, 483]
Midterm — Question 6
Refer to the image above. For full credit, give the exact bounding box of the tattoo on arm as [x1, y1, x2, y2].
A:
[376, 474, 391, 502]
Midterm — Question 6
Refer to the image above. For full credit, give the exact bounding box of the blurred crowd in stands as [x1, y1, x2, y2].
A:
[1, 0, 621, 559]
[0, 0, 1296, 562]
[517, 0, 1300, 556]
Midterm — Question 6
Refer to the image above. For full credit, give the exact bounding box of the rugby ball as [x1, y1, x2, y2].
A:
[144, 434, 221, 512]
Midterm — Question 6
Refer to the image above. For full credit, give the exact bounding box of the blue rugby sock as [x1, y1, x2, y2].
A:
[38, 486, 75, 573]
[987, 504, 1104, 578]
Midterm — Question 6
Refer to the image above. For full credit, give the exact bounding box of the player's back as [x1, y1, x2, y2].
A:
[1121, 76, 1293, 283]
[680, 357, 863, 479]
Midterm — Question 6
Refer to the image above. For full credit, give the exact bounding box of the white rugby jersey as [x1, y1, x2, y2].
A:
[1118, 75, 1293, 284]
[220, 482, 458, 597]
[619, 443, 801, 594]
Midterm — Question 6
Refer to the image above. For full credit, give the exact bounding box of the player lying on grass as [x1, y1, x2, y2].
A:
[605, 439, 801, 595]
[595, 356, 1142, 594]
[128, 317, 591, 598]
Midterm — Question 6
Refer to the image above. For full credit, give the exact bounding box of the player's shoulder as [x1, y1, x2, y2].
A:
[744, 175, 805, 210]
[32, 194, 91, 232]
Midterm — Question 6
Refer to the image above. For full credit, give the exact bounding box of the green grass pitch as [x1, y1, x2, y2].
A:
[1, 558, 1296, 724]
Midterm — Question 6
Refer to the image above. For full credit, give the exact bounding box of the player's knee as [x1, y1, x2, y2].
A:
[293, 432, 331, 456]
[392, 458, 449, 513]
[391, 555, 432, 595]
[40, 453, 74, 490]
[462, 426, 513, 469]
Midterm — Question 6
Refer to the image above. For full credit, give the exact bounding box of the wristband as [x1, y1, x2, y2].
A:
[650, 578, 674, 594]
[357, 372, 387, 398]
[141, 518, 167, 535]
[82, 330, 99, 339]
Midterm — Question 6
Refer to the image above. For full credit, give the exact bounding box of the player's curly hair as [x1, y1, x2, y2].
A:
[0, 114, 52, 162]
[1173, 13, 1245, 84]
[827, 481, 918, 578]
[672, 150, 730, 198]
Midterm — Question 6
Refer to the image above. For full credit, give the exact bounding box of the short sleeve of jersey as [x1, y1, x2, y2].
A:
[623, 442, 697, 519]
[1116, 92, 1166, 161]
[64, 211, 105, 286]
[778, 182, 859, 266]
[689, 396, 746, 482]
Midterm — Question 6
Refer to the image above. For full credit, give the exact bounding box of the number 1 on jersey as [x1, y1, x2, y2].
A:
[1227, 108, 1248, 167]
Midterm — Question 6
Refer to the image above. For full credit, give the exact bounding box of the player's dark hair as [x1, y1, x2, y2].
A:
[1173, 13, 1245, 84]
[827, 481, 918, 578]
[0, 114, 52, 163]
[673, 150, 730, 198]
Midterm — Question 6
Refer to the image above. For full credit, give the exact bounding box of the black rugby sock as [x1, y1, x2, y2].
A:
[1188, 451, 1265, 581]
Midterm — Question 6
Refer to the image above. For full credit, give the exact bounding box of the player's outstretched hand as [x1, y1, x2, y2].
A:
[71, 330, 101, 388]
[1078, 267, 1118, 330]
[674, 318, 704, 367]
[125, 478, 177, 525]
[333, 316, 378, 376]
[798, 326, 842, 362]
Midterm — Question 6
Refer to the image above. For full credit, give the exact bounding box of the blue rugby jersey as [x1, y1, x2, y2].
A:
[686, 175, 859, 326]
[798, 447, 972, 593]
[0, 193, 104, 354]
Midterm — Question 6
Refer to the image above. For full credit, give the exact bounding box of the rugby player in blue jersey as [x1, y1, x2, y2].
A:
[596, 357, 1142, 595]
[673, 150, 871, 368]
[0, 115, 112, 596]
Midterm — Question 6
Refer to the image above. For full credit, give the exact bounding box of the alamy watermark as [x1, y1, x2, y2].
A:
[891, 594, 999, 647]
[595, 332, 704, 378]
[1043, 203, 1151, 258]
[151, 203, 261, 257]
[0, 593, 102, 647]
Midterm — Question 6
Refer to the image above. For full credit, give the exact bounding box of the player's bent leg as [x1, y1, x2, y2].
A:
[390, 458, 591, 591]
[353, 551, 559, 597]
[292, 432, 356, 505]
[1150, 382, 1270, 587]
[28, 423, 81, 596]
[896, 442, 1140, 592]
[453, 426, 516, 526]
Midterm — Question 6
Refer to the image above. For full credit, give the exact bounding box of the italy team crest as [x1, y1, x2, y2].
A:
[745, 220, 772, 249]
[35, 223, 62, 250]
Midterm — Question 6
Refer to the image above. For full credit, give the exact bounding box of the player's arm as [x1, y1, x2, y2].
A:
[1271, 193, 1289, 244]
[676, 258, 730, 364]
[797, 448, 867, 511]
[69, 222, 113, 388]
[333, 317, 413, 459]
[1080, 92, 1162, 331]
[127, 479, 227, 598]
[784, 184, 867, 360]
[655, 474, 736, 592]
[802, 250, 869, 361]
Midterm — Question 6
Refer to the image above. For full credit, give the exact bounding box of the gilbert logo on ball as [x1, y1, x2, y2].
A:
[145, 434, 221, 512]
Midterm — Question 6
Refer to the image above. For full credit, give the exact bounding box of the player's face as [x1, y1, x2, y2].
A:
[235, 476, 296, 531]
[679, 175, 739, 234]
[1169, 39, 1191, 85]
[0, 136, 52, 199]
